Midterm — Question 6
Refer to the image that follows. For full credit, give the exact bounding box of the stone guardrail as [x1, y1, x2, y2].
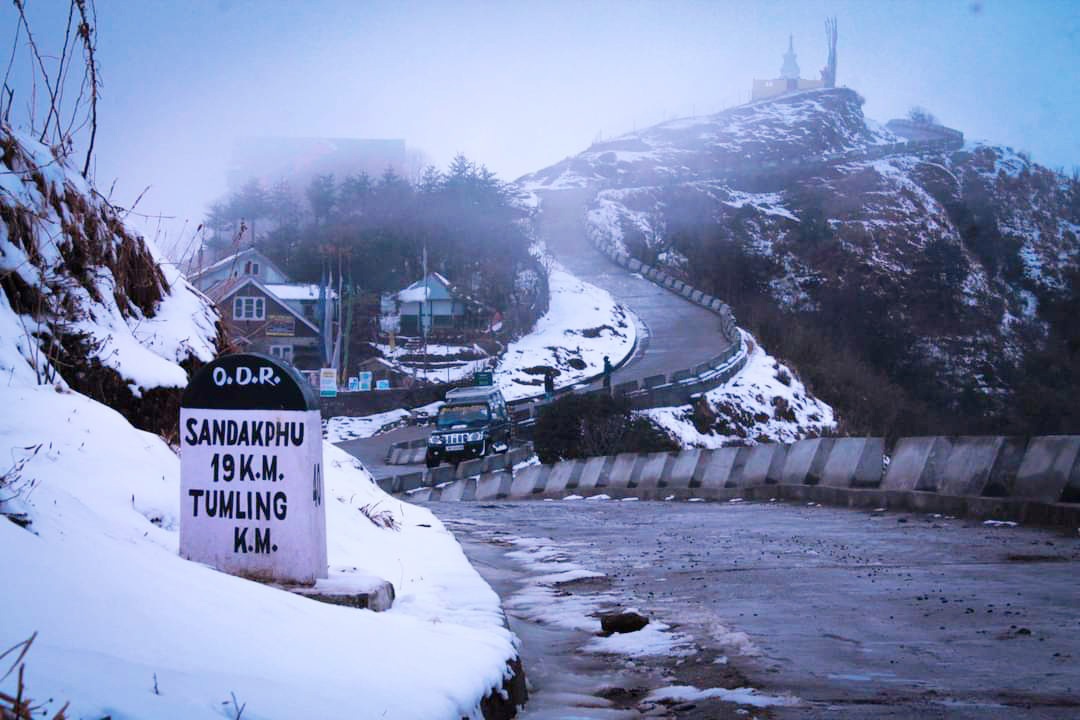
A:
[385, 435, 1080, 527]
[377, 446, 534, 493]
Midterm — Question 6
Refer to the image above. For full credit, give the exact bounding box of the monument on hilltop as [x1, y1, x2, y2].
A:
[751, 17, 838, 102]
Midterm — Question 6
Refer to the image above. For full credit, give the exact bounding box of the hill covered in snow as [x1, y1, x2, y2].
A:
[523, 88, 1080, 437]
[1, 127, 220, 435]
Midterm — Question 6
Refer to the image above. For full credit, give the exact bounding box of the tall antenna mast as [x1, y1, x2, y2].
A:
[824, 17, 838, 88]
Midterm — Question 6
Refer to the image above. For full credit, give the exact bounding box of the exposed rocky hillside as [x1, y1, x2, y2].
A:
[522, 89, 1080, 437]
[0, 127, 222, 435]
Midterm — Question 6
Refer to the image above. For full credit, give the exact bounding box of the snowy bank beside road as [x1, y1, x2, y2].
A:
[0, 385, 520, 719]
[495, 263, 636, 401]
[644, 331, 835, 447]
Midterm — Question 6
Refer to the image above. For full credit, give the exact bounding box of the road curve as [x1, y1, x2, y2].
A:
[536, 188, 735, 389]
[340, 187, 738, 477]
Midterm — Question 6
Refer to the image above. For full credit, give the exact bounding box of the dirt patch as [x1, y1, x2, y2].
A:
[522, 365, 559, 376]
[578, 325, 615, 339]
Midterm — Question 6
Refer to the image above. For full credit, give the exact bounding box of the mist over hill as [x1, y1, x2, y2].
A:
[521, 88, 1080, 437]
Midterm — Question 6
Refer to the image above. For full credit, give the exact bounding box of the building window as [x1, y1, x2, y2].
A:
[233, 296, 265, 320]
[269, 345, 293, 363]
[243, 260, 260, 276]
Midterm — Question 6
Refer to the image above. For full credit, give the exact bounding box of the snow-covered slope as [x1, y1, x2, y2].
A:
[523, 88, 1080, 433]
[520, 89, 895, 193]
[496, 260, 636, 400]
[0, 127, 520, 718]
[0, 127, 219, 433]
[0, 384, 517, 719]
[645, 332, 834, 447]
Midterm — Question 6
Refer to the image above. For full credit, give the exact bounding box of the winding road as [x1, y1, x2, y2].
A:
[339, 188, 737, 477]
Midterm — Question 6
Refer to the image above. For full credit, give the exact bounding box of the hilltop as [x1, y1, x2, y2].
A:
[521, 88, 1080, 436]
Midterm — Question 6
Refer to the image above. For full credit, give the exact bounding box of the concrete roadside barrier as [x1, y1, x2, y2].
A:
[1014, 436, 1080, 503]
[428, 465, 455, 485]
[474, 471, 513, 501]
[507, 446, 531, 466]
[937, 436, 1027, 497]
[740, 444, 787, 486]
[396, 471, 425, 493]
[699, 447, 749, 490]
[644, 374, 667, 389]
[456, 458, 485, 480]
[438, 479, 467, 502]
[605, 453, 640, 494]
[542, 460, 581, 497]
[666, 449, 704, 492]
[883, 437, 951, 492]
[634, 451, 673, 497]
[483, 453, 509, 474]
[821, 438, 884, 488]
[509, 464, 550, 498]
[781, 437, 835, 485]
[577, 455, 614, 493]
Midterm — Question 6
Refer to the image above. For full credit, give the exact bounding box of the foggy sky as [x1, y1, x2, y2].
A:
[5, 0, 1079, 253]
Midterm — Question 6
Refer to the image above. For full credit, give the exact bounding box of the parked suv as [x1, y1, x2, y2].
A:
[425, 386, 511, 468]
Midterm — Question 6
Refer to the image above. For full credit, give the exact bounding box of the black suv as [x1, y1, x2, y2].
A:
[425, 386, 511, 468]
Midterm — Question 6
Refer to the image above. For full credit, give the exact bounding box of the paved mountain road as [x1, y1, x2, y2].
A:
[340, 188, 737, 477]
[431, 500, 1080, 719]
[536, 188, 735, 388]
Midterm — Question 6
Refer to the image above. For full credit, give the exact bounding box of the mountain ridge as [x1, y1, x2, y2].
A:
[520, 88, 1080, 436]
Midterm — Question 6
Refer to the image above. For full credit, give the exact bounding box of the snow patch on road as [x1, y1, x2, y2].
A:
[645, 684, 801, 708]
[584, 621, 695, 658]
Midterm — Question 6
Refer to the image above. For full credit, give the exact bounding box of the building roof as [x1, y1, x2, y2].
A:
[189, 247, 286, 282]
[205, 276, 320, 334]
[397, 272, 455, 303]
[265, 283, 338, 301]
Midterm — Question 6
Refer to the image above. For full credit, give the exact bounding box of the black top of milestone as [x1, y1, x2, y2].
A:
[181, 353, 320, 411]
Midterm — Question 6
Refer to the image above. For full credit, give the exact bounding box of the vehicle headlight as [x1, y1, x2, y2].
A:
[428, 435, 444, 445]
[467, 431, 485, 442]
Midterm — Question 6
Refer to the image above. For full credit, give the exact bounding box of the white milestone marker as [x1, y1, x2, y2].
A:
[180, 353, 327, 585]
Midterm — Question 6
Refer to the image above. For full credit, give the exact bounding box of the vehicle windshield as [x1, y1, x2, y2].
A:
[437, 404, 490, 428]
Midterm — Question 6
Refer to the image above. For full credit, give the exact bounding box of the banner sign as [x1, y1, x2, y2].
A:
[319, 368, 337, 397]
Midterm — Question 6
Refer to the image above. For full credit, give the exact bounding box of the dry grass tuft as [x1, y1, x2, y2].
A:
[359, 502, 401, 531]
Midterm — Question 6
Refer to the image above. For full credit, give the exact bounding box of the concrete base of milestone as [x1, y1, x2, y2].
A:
[283, 575, 396, 612]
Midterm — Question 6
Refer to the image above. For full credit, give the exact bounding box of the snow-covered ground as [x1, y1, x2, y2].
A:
[0, 130, 218, 394]
[644, 331, 835, 447]
[0, 385, 518, 719]
[495, 262, 637, 401]
[371, 342, 493, 385]
[323, 407, 412, 442]
[0, 127, 518, 719]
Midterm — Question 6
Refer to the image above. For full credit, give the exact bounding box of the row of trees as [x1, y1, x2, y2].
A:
[200, 155, 544, 339]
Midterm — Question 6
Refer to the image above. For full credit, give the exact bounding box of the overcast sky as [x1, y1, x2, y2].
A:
[5, 0, 1079, 251]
